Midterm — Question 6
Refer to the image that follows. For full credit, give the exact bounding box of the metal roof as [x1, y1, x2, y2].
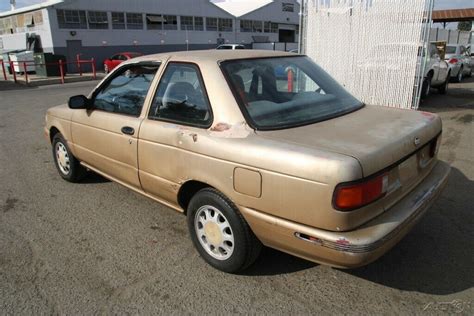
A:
[432, 8, 474, 23]
[210, 0, 274, 18]
[0, 0, 64, 18]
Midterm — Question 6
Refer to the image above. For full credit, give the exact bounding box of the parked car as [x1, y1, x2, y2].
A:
[445, 44, 472, 82]
[216, 44, 245, 50]
[467, 45, 474, 71]
[421, 42, 450, 98]
[103, 52, 143, 73]
[45, 50, 450, 273]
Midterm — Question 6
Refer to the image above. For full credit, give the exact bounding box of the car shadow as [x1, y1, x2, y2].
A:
[79, 171, 110, 184]
[242, 167, 472, 295]
[343, 166, 473, 295]
[240, 247, 316, 276]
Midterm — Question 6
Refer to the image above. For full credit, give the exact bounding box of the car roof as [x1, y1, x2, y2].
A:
[131, 49, 296, 64]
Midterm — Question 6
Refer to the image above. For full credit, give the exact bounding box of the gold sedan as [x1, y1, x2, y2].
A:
[45, 50, 450, 273]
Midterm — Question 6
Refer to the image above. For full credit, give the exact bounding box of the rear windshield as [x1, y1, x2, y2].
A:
[221, 56, 362, 130]
[128, 53, 143, 58]
[445, 46, 456, 54]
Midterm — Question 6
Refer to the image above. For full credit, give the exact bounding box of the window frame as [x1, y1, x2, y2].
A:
[219, 56, 364, 131]
[87, 10, 109, 29]
[111, 12, 125, 29]
[180, 15, 194, 31]
[89, 61, 161, 118]
[206, 17, 218, 31]
[163, 15, 177, 30]
[56, 9, 87, 29]
[126, 12, 143, 30]
[148, 61, 214, 129]
[194, 16, 204, 31]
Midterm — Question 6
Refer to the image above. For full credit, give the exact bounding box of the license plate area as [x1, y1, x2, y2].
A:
[399, 154, 418, 185]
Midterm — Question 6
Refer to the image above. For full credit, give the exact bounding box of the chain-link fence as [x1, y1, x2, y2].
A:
[301, 0, 434, 109]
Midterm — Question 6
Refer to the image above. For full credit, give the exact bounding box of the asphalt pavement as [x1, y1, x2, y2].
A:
[0, 78, 473, 315]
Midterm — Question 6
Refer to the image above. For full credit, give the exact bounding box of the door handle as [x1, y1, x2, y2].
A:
[121, 126, 135, 135]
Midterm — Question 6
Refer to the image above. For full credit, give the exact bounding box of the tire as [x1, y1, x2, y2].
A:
[52, 133, 87, 182]
[187, 188, 262, 273]
[438, 72, 449, 95]
[104, 64, 109, 74]
[421, 74, 432, 99]
[455, 67, 463, 83]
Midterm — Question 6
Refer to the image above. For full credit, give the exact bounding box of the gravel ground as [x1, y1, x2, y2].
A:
[0, 78, 472, 315]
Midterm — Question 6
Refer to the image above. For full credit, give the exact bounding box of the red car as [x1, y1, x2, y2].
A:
[103, 52, 143, 73]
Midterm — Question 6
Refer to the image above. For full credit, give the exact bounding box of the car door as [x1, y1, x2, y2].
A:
[138, 62, 213, 206]
[71, 62, 161, 188]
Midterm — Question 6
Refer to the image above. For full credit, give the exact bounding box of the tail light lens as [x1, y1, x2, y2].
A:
[448, 58, 458, 64]
[333, 173, 389, 211]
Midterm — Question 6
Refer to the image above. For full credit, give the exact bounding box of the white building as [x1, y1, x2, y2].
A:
[0, 0, 299, 68]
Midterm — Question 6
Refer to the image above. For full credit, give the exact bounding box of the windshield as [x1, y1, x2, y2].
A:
[445, 46, 456, 54]
[221, 56, 362, 130]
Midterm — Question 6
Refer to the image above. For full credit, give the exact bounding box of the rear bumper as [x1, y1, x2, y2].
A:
[240, 161, 450, 268]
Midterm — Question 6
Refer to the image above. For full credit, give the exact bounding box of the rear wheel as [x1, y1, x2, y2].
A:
[187, 188, 262, 273]
[421, 74, 432, 99]
[52, 133, 86, 182]
[455, 67, 463, 82]
[438, 72, 449, 94]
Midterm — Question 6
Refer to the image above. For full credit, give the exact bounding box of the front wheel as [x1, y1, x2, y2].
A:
[52, 133, 86, 182]
[187, 188, 262, 273]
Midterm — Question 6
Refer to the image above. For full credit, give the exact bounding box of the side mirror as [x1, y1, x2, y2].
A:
[68, 95, 90, 109]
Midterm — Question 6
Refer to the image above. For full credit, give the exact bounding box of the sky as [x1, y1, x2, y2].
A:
[0, 0, 473, 14]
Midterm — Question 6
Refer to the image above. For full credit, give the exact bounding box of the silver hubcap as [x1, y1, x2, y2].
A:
[194, 205, 234, 260]
[55, 142, 70, 175]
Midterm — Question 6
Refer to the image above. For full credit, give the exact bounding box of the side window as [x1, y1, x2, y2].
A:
[118, 54, 127, 61]
[149, 63, 212, 127]
[93, 64, 160, 116]
[111, 54, 120, 60]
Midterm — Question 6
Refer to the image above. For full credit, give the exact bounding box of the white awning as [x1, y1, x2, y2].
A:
[146, 15, 165, 23]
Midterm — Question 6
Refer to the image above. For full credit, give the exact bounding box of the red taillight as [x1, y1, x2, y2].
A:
[333, 173, 389, 211]
[448, 58, 458, 64]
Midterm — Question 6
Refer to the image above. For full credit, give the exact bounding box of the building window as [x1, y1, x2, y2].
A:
[88, 11, 108, 29]
[146, 14, 163, 30]
[163, 15, 177, 30]
[252, 20, 262, 33]
[206, 17, 217, 31]
[282, 3, 294, 12]
[271, 22, 278, 33]
[194, 16, 204, 31]
[57, 9, 87, 29]
[126, 13, 143, 30]
[218, 18, 232, 32]
[240, 20, 252, 32]
[111, 12, 125, 29]
[181, 16, 193, 30]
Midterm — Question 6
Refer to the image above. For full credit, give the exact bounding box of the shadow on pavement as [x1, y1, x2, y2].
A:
[0, 80, 37, 91]
[420, 76, 474, 113]
[241, 247, 316, 276]
[346, 167, 473, 295]
[79, 171, 110, 184]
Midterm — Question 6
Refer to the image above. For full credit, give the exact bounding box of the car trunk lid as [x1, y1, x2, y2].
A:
[257, 105, 441, 178]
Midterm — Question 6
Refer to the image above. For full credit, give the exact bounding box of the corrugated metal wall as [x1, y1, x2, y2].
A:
[302, 0, 433, 109]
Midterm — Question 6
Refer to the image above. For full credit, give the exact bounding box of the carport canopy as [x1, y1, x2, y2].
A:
[432, 8, 474, 23]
